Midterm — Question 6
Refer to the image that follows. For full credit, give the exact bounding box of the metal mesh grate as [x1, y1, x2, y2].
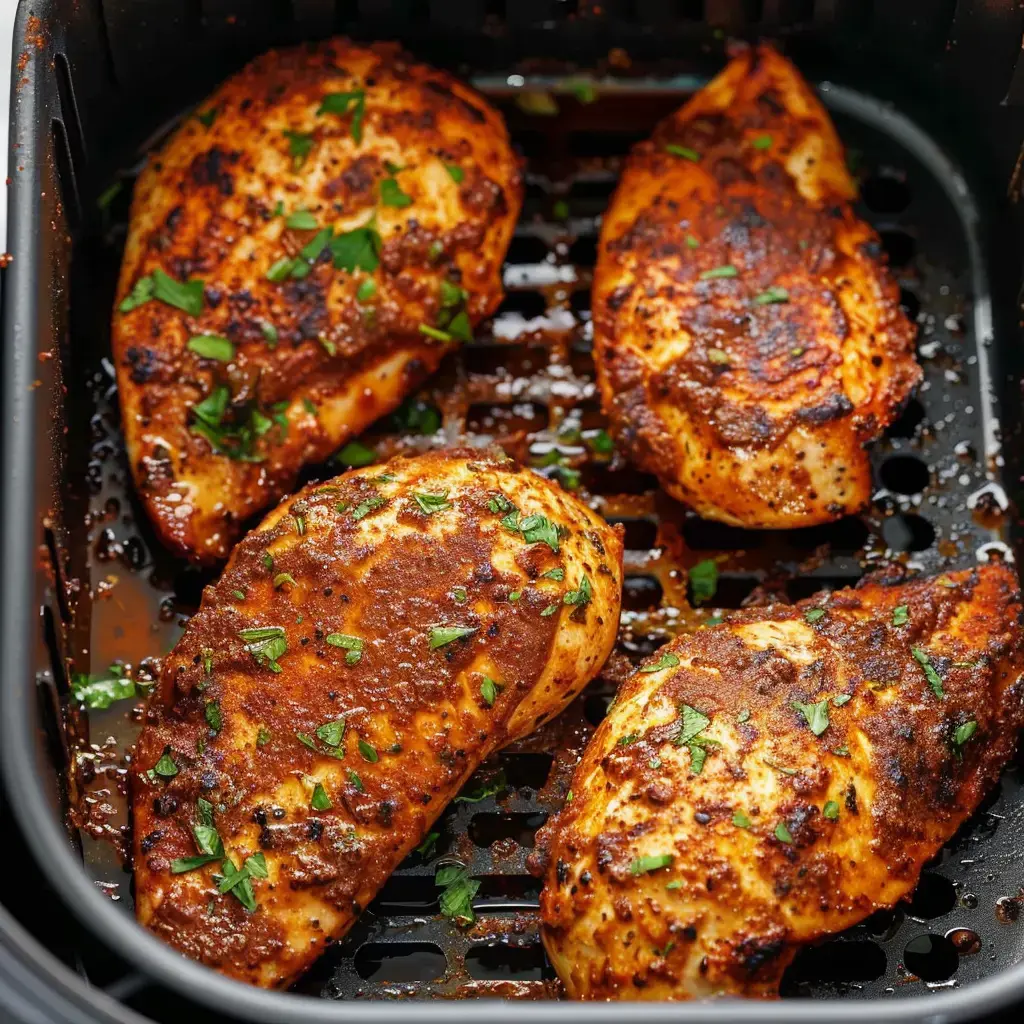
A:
[58, 79, 1023, 1011]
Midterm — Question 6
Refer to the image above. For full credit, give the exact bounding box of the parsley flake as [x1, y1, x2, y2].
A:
[429, 625, 477, 650]
[792, 699, 830, 736]
[640, 652, 680, 673]
[630, 853, 673, 875]
[912, 647, 945, 698]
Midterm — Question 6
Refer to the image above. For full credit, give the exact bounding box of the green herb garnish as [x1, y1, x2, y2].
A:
[699, 264, 738, 281]
[640, 651, 680, 674]
[792, 699, 830, 736]
[317, 90, 366, 142]
[429, 625, 477, 650]
[912, 647, 945, 698]
[630, 854, 673, 875]
[689, 559, 718, 605]
[414, 490, 452, 514]
[238, 626, 287, 673]
[187, 335, 234, 361]
[665, 144, 699, 161]
[325, 633, 363, 665]
[310, 782, 332, 810]
[435, 863, 479, 925]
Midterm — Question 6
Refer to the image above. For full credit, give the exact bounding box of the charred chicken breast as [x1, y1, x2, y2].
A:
[114, 40, 522, 563]
[533, 563, 1023, 1000]
[592, 45, 920, 528]
[131, 448, 622, 987]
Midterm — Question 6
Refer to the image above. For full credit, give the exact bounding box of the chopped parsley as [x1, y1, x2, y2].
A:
[912, 647, 945, 698]
[753, 286, 789, 305]
[346, 769, 365, 792]
[700, 264, 738, 281]
[187, 335, 234, 361]
[119, 268, 205, 316]
[805, 608, 826, 623]
[416, 832, 440, 858]
[238, 626, 287, 673]
[414, 490, 452, 514]
[285, 209, 318, 230]
[273, 572, 297, 589]
[330, 223, 382, 273]
[310, 782, 332, 811]
[640, 652, 680, 673]
[317, 89, 366, 142]
[541, 567, 565, 581]
[337, 440, 377, 467]
[563, 575, 593, 609]
[429, 625, 477, 650]
[737, 709, 751, 723]
[774, 822, 794, 844]
[204, 700, 222, 735]
[380, 177, 412, 207]
[541, 604, 559, 617]
[283, 129, 314, 169]
[256, 726, 272, 746]
[732, 811, 752, 828]
[674, 704, 718, 774]
[752, 134, 773, 150]
[630, 853, 673, 875]
[480, 677, 500, 706]
[435, 864, 479, 925]
[665, 144, 699, 161]
[823, 800, 840, 820]
[507, 512, 562, 553]
[953, 719, 978, 748]
[455, 769, 507, 804]
[70, 665, 137, 710]
[351, 495, 386, 521]
[892, 605, 909, 626]
[792, 699, 830, 736]
[325, 633, 363, 665]
[708, 348, 730, 365]
[151, 748, 178, 780]
[315, 718, 346, 748]
[217, 858, 258, 911]
[689, 559, 718, 605]
[444, 163, 464, 183]
[356, 278, 377, 303]
[832, 694, 852, 707]
[358, 738, 378, 763]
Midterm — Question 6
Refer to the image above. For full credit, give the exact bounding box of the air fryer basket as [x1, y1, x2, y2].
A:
[2, 2, 1024, 1023]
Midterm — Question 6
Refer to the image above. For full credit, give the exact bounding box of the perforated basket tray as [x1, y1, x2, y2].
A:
[2, 4, 1024, 1024]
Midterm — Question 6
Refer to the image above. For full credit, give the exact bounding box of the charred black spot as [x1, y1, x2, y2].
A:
[140, 829, 164, 853]
[736, 935, 786, 976]
[556, 859, 569, 885]
[798, 393, 855, 425]
[189, 146, 235, 196]
[151, 796, 178, 821]
[125, 346, 158, 385]
[308, 819, 324, 841]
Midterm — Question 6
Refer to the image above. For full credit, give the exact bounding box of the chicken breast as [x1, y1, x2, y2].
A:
[532, 563, 1023, 1000]
[113, 39, 522, 563]
[592, 45, 920, 528]
[130, 448, 622, 987]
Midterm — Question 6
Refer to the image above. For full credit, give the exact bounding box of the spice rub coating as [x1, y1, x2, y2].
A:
[532, 563, 1023, 1000]
[131, 448, 622, 988]
[113, 39, 522, 563]
[592, 45, 920, 528]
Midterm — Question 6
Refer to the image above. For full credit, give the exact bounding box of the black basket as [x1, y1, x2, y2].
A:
[2, 2, 1024, 1023]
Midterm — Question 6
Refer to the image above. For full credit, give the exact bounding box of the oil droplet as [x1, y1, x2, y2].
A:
[945, 928, 981, 956]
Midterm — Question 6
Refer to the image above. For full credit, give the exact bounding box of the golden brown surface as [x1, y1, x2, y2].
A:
[532, 563, 1024, 1000]
[131, 448, 622, 987]
[113, 39, 522, 563]
[592, 45, 920, 528]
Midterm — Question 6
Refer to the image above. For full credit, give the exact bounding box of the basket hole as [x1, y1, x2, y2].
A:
[899, 287, 921, 322]
[499, 752, 553, 791]
[682, 519, 764, 551]
[468, 812, 548, 849]
[465, 942, 554, 981]
[568, 346, 595, 378]
[886, 398, 926, 439]
[369, 875, 440, 915]
[788, 517, 870, 554]
[506, 235, 550, 265]
[623, 575, 663, 611]
[607, 517, 658, 550]
[903, 933, 959, 982]
[693, 574, 759, 608]
[879, 454, 930, 495]
[783, 939, 887, 986]
[462, 344, 549, 377]
[568, 130, 648, 159]
[354, 942, 447, 982]
[497, 290, 547, 319]
[906, 873, 957, 920]
[861, 174, 911, 214]
[570, 290, 591, 316]
[785, 574, 862, 602]
[880, 229, 916, 268]
[475, 874, 542, 908]
[466, 401, 549, 434]
[567, 236, 598, 267]
[582, 465, 659, 495]
[568, 177, 617, 202]
[882, 513, 935, 552]
[584, 691, 614, 725]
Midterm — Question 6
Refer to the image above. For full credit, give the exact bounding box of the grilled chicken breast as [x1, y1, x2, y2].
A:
[131, 448, 622, 987]
[592, 45, 920, 528]
[533, 563, 1023, 1000]
[113, 40, 522, 563]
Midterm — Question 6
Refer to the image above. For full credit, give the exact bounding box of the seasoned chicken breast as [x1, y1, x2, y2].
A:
[113, 40, 522, 563]
[131, 448, 622, 987]
[533, 563, 1023, 1000]
[592, 45, 920, 528]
